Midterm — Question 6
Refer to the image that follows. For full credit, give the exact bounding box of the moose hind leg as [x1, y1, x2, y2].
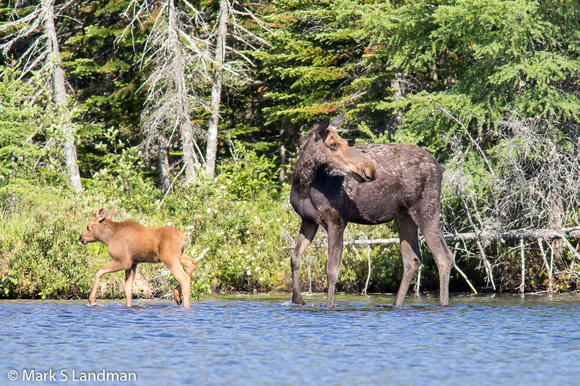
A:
[173, 255, 199, 306]
[409, 205, 454, 306]
[291, 220, 319, 305]
[422, 229, 453, 306]
[124, 265, 137, 307]
[164, 259, 191, 308]
[394, 217, 422, 307]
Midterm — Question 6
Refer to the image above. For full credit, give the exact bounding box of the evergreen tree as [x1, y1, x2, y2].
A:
[250, 0, 399, 179]
[343, 0, 580, 150]
[61, 0, 148, 176]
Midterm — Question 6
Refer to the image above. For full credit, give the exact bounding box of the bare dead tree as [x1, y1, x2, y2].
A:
[204, 0, 268, 177]
[441, 128, 498, 289]
[438, 108, 580, 291]
[123, 0, 262, 185]
[494, 113, 580, 281]
[1, 0, 82, 191]
[205, 0, 228, 178]
[157, 134, 171, 191]
[129, 0, 211, 186]
[494, 112, 580, 232]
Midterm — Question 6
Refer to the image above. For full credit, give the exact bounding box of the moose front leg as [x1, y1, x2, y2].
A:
[291, 220, 319, 305]
[88, 260, 130, 305]
[325, 222, 345, 309]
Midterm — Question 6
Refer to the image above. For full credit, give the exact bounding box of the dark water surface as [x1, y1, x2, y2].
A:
[1, 293, 580, 385]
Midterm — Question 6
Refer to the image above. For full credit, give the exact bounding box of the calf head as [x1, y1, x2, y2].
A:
[79, 207, 116, 245]
[312, 112, 376, 182]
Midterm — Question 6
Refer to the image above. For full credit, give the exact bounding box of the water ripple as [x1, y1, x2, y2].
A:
[1, 295, 580, 385]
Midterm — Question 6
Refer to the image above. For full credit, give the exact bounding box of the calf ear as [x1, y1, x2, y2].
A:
[96, 208, 107, 222]
[104, 207, 116, 220]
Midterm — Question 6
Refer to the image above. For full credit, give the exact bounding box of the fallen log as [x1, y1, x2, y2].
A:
[341, 227, 580, 247]
[283, 227, 580, 249]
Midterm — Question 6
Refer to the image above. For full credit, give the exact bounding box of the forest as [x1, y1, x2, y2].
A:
[1, 0, 579, 301]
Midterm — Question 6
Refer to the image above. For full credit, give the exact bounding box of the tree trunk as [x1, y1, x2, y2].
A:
[168, 0, 198, 183]
[547, 127, 565, 262]
[386, 71, 404, 141]
[205, 0, 228, 178]
[548, 192, 564, 262]
[158, 134, 171, 191]
[43, 0, 82, 192]
[279, 119, 286, 181]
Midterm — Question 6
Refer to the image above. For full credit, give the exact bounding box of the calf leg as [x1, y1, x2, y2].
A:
[89, 260, 131, 305]
[291, 220, 319, 305]
[394, 217, 422, 306]
[326, 222, 345, 308]
[173, 255, 199, 306]
[165, 260, 192, 308]
[124, 265, 137, 307]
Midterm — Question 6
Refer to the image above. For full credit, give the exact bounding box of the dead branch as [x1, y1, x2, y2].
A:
[285, 227, 580, 247]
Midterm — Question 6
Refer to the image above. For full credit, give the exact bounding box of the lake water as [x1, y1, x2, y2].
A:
[1, 293, 580, 385]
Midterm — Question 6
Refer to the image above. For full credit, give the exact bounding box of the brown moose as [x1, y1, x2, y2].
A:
[79, 208, 201, 307]
[289, 112, 454, 308]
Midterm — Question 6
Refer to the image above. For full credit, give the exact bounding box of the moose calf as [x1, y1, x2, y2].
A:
[79, 208, 201, 307]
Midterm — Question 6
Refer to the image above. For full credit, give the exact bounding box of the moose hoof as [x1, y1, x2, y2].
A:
[173, 289, 182, 306]
[292, 295, 306, 306]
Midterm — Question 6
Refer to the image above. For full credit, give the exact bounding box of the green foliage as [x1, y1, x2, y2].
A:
[0, 201, 96, 298]
[346, 0, 580, 150]
[254, 0, 393, 136]
[84, 127, 161, 212]
[61, 0, 148, 175]
[216, 141, 280, 199]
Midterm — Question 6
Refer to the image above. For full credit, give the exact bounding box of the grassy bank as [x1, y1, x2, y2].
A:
[0, 176, 449, 302]
[1, 178, 578, 302]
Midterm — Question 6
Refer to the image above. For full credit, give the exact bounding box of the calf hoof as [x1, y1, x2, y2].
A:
[173, 289, 182, 306]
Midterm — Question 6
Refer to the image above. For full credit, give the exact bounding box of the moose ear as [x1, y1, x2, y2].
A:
[313, 118, 331, 140]
[96, 207, 115, 222]
[104, 207, 116, 220]
[96, 208, 107, 222]
[329, 111, 346, 129]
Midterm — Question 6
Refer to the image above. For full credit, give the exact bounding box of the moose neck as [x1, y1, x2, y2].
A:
[96, 220, 117, 246]
[293, 136, 327, 195]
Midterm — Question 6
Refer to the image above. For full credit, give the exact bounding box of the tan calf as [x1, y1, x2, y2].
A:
[79, 208, 201, 307]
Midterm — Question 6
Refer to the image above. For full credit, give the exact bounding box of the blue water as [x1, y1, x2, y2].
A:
[1, 293, 580, 385]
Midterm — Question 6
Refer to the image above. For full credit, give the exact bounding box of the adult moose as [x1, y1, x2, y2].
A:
[289, 112, 454, 308]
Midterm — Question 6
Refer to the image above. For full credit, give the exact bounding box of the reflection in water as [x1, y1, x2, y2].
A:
[2, 294, 580, 385]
